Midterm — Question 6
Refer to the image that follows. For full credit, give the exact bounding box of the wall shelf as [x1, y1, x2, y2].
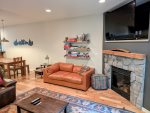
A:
[64, 37, 90, 60]
[66, 48, 90, 53]
[65, 56, 90, 60]
[64, 41, 89, 44]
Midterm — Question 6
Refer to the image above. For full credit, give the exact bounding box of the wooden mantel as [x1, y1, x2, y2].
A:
[103, 50, 146, 59]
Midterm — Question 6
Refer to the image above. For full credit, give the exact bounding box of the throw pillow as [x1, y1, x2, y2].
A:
[73, 66, 82, 73]
[0, 75, 4, 86]
[79, 65, 90, 76]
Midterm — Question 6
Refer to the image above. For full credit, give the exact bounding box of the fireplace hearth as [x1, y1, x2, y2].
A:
[111, 66, 131, 100]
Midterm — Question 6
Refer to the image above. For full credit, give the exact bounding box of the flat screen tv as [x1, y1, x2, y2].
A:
[104, 0, 150, 42]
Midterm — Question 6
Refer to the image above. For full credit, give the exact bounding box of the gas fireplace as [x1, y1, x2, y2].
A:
[111, 66, 131, 100]
[103, 50, 146, 108]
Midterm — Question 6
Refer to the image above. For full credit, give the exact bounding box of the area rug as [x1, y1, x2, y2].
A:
[0, 87, 134, 113]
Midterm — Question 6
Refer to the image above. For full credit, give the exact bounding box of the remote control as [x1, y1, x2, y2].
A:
[32, 100, 40, 105]
[31, 98, 41, 104]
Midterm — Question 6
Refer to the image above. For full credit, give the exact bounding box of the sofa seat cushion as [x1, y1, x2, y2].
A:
[49, 71, 70, 81]
[49, 71, 82, 84]
[64, 73, 82, 84]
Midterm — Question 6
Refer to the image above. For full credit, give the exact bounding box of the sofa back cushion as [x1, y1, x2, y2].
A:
[47, 63, 60, 74]
[59, 63, 74, 72]
[73, 66, 82, 73]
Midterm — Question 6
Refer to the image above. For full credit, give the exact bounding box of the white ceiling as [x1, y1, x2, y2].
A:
[0, 0, 128, 27]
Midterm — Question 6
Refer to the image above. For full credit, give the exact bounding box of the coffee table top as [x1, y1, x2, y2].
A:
[16, 93, 68, 113]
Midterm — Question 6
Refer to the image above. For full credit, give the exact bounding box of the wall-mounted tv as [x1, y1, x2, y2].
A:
[104, 0, 150, 42]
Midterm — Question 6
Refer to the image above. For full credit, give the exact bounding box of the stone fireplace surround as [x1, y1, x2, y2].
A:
[103, 50, 146, 109]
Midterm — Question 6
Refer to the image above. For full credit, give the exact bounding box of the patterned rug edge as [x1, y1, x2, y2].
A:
[0, 87, 134, 113]
[17, 87, 134, 113]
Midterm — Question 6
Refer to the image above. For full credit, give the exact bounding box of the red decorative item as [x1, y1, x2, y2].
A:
[0, 76, 4, 86]
[67, 38, 77, 42]
[64, 44, 71, 50]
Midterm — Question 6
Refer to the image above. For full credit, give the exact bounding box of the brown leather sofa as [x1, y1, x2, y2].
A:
[43, 63, 95, 91]
[0, 79, 17, 108]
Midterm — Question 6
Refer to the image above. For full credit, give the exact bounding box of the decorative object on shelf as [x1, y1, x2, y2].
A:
[65, 56, 90, 60]
[64, 34, 90, 60]
[64, 43, 71, 50]
[65, 52, 90, 59]
[66, 38, 77, 42]
[64, 33, 90, 43]
[76, 33, 90, 42]
[45, 55, 49, 64]
[66, 46, 90, 52]
[13, 39, 33, 46]
[0, 20, 9, 52]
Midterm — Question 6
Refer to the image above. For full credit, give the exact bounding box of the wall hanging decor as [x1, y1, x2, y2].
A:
[14, 39, 33, 46]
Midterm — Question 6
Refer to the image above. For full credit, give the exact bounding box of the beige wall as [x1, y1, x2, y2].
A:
[4, 14, 103, 73]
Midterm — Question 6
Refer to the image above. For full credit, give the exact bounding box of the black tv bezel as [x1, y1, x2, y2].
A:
[104, 0, 150, 43]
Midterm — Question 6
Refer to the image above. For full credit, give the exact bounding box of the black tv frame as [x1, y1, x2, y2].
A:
[104, 0, 150, 43]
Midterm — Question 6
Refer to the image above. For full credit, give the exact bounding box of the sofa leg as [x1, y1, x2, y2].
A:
[17, 106, 21, 113]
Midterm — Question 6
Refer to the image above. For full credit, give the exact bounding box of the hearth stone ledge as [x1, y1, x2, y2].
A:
[103, 53, 146, 109]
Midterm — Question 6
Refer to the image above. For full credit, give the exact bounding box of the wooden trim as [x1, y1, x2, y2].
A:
[103, 50, 146, 59]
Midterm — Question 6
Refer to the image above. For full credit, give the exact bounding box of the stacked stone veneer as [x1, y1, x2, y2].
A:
[104, 54, 146, 109]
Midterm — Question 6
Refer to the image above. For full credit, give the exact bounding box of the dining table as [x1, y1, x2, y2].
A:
[0, 58, 26, 79]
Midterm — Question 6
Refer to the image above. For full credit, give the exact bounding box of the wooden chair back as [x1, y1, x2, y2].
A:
[13, 57, 23, 68]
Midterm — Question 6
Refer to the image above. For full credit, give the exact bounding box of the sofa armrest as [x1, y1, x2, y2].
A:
[3, 79, 17, 87]
[0, 85, 16, 108]
[43, 63, 60, 77]
[43, 67, 54, 77]
[81, 68, 95, 88]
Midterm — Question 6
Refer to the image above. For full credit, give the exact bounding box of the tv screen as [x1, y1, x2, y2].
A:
[105, 0, 150, 41]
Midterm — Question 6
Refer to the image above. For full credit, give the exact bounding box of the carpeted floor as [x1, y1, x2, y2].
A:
[0, 87, 134, 113]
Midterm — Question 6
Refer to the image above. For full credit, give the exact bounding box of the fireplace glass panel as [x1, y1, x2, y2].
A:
[111, 66, 131, 100]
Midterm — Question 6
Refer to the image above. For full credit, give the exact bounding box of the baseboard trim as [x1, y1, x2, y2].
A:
[142, 107, 150, 113]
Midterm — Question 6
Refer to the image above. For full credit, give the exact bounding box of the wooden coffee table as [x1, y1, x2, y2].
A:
[15, 93, 68, 113]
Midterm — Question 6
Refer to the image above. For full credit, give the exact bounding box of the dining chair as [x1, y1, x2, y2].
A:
[25, 64, 30, 74]
[19, 57, 30, 74]
[10, 57, 24, 78]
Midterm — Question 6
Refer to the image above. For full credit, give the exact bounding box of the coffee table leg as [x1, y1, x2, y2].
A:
[64, 107, 67, 113]
[17, 106, 21, 113]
